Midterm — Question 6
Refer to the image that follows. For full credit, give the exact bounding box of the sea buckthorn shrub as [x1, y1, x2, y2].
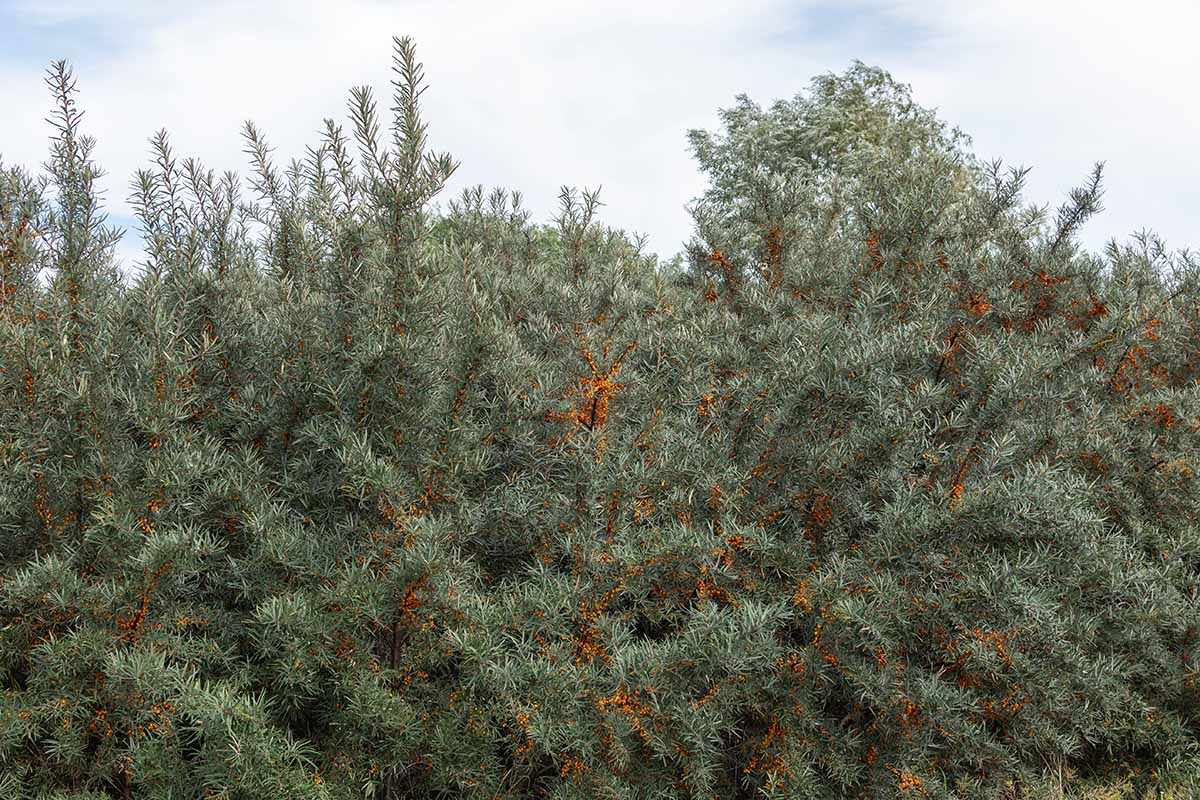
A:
[0, 38, 1197, 800]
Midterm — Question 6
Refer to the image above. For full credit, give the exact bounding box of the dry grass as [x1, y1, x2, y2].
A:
[1007, 759, 1200, 800]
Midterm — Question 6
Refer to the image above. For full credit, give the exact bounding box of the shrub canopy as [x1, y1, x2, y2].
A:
[1, 37, 1197, 800]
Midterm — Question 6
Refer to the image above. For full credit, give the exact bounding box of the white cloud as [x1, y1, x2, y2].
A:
[880, 0, 1199, 258]
[3, 0, 1195, 275]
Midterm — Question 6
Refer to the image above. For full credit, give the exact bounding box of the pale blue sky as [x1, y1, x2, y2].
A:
[2, 0, 1196, 274]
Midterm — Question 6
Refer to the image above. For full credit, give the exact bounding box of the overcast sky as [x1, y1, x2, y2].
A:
[2, 0, 1196, 274]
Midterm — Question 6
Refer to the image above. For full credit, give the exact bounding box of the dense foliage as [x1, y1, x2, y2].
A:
[1, 37, 1197, 800]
